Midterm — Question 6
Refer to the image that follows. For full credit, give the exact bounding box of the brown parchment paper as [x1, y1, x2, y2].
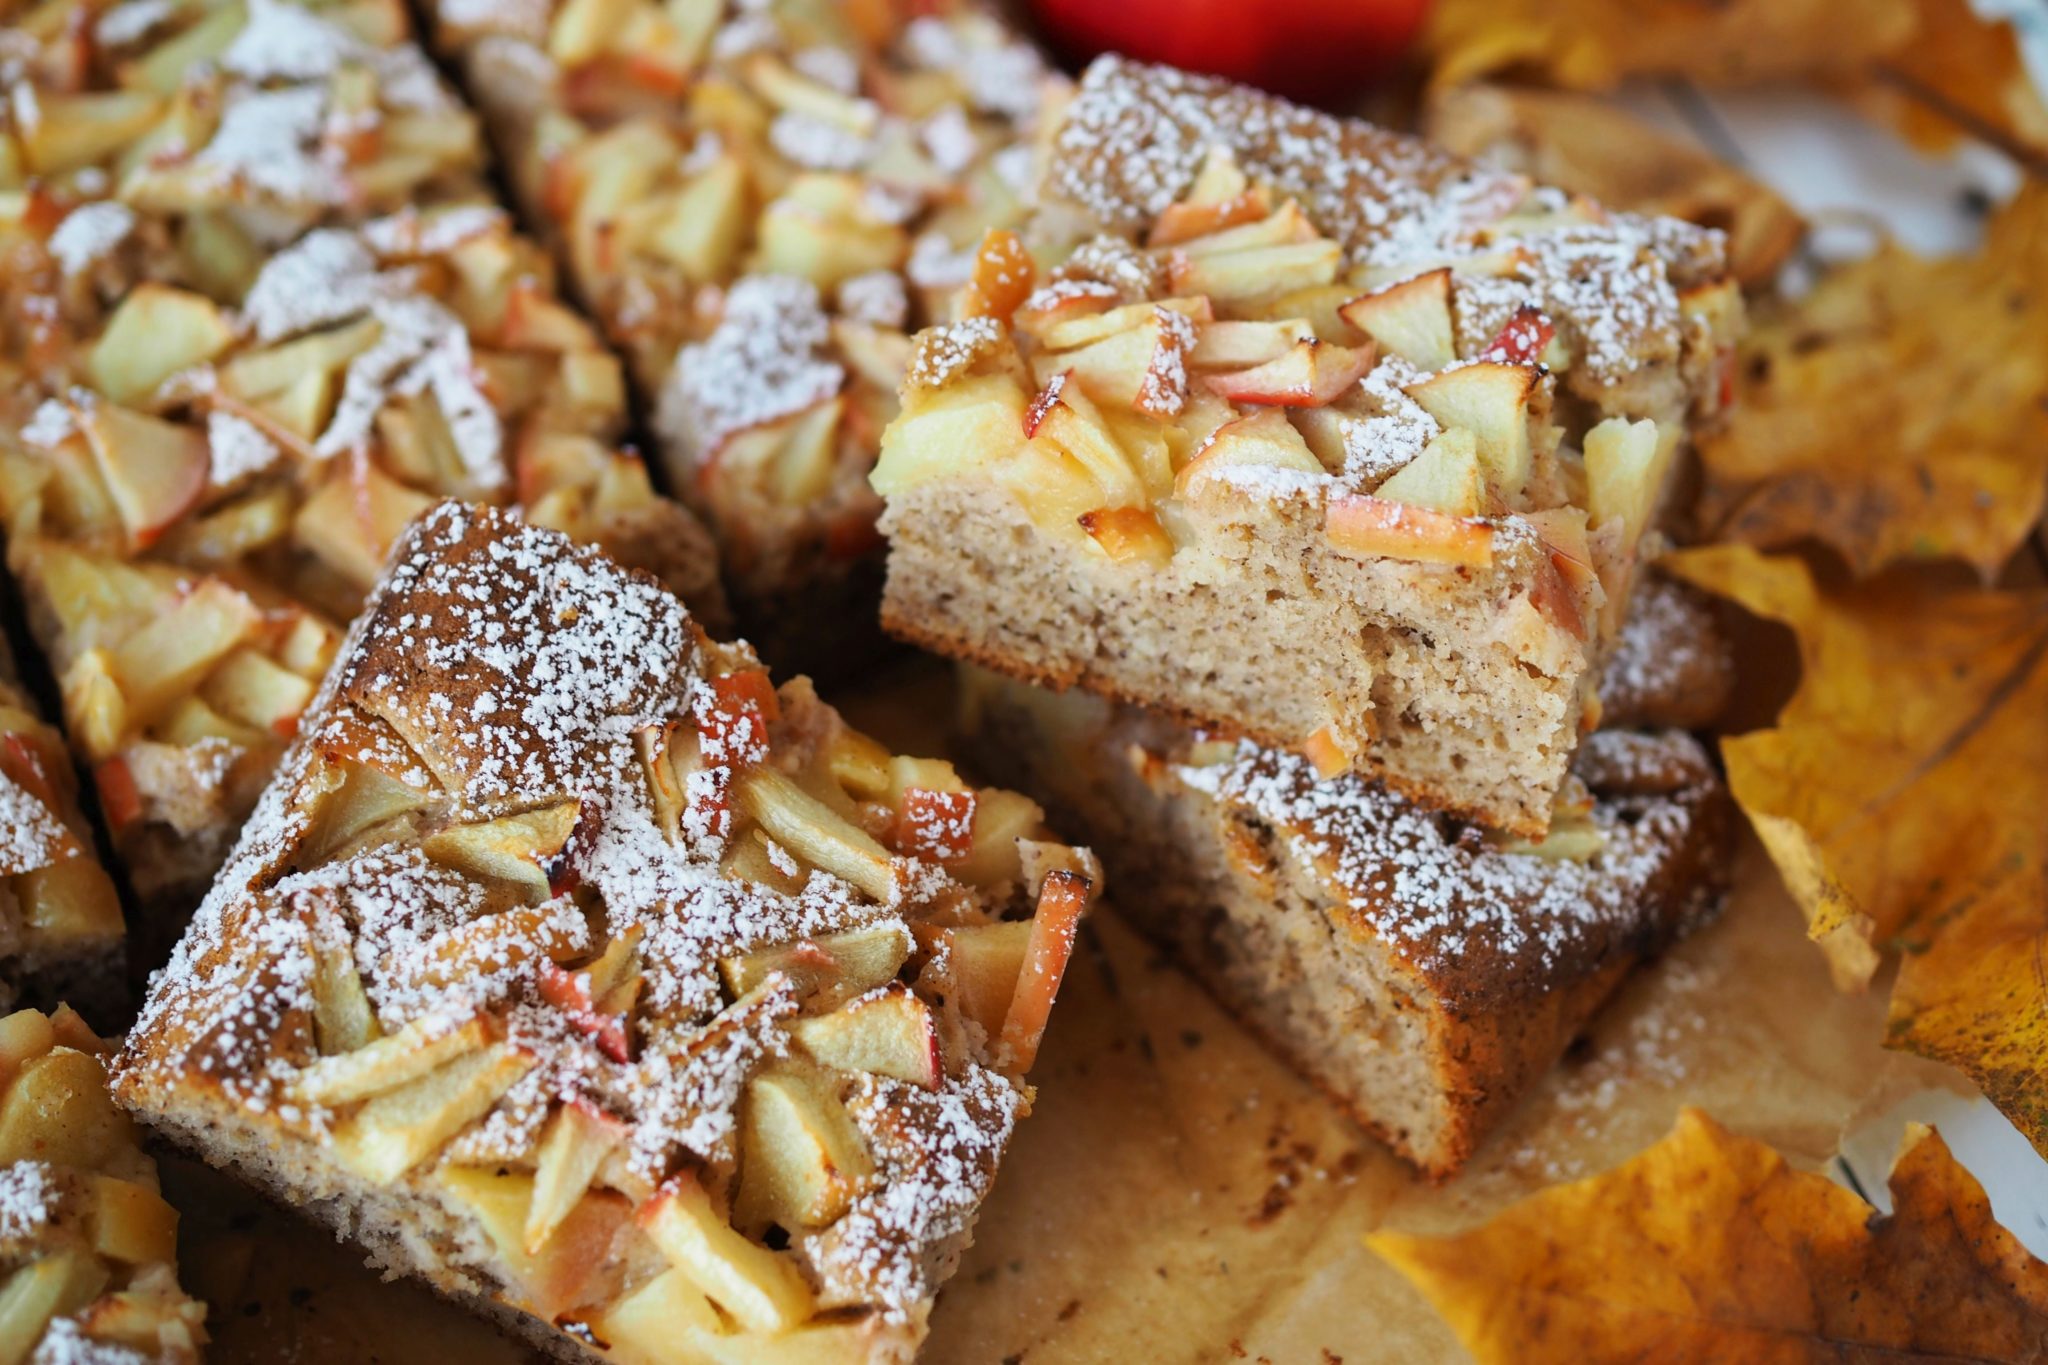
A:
[170, 667, 1959, 1365]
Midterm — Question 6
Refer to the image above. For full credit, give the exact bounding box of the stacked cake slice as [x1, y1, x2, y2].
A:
[0, 0, 723, 922]
[423, 0, 1064, 663]
[870, 58, 1743, 1174]
[115, 503, 1097, 1363]
[959, 578, 1735, 1175]
[872, 55, 1742, 836]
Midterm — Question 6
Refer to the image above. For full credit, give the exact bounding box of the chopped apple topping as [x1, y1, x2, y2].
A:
[1339, 269, 1456, 371]
[290, 1015, 491, 1107]
[526, 1100, 625, 1253]
[1204, 338, 1376, 408]
[1324, 494, 1496, 569]
[788, 986, 943, 1089]
[641, 1171, 816, 1334]
[1079, 506, 1175, 566]
[333, 1044, 535, 1184]
[996, 870, 1091, 1072]
[735, 1065, 875, 1230]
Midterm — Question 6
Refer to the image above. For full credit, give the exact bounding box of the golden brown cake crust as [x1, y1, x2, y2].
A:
[116, 503, 1095, 1363]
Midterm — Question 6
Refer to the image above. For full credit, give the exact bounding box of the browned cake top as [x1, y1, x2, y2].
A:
[1041, 56, 1729, 388]
[1175, 728, 1725, 1010]
[121, 503, 1080, 1324]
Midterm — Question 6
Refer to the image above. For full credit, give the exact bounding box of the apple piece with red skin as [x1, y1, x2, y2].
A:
[74, 399, 210, 551]
[420, 801, 583, 905]
[1030, 0, 1429, 102]
[701, 670, 779, 756]
[1150, 185, 1275, 248]
[1204, 338, 1376, 407]
[996, 869, 1091, 1072]
[720, 923, 913, 1007]
[1482, 306, 1557, 365]
[438, 1166, 632, 1321]
[537, 962, 633, 1063]
[1324, 494, 1495, 568]
[1188, 319, 1310, 369]
[684, 669, 779, 836]
[94, 757, 143, 833]
[788, 985, 942, 1089]
[1522, 506, 1598, 643]
[889, 786, 978, 864]
[937, 920, 1032, 1038]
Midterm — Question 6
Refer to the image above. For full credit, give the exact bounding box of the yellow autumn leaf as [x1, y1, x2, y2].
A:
[1421, 0, 1916, 92]
[1665, 542, 2048, 1150]
[1695, 184, 2048, 579]
[1841, 0, 2048, 168]
[1372, 1108, 2048, 1364]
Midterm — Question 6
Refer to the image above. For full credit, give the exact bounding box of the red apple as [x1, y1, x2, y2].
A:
[1029, 0, 1432, 104]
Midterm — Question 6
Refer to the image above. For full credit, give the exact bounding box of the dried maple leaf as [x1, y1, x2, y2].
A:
[1664, 543, 2048, 1150]
[1424, 84, 1804, 288]
[1371, 1108, 2048, 1363]
[1842, 0, 2048, 171]
[1420, 0, 1916, 92]
[1697, 184, 2048, 580]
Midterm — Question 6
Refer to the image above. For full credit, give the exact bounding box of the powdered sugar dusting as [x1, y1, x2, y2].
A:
[805, 1065, 1023, 1313]
[47, 202, 135, 275]
[654, 275, 845, 469]
[205, 410, 281, 487]
[0, 1160, 61, 1242]
[1175, 727, 1722, 992]
[0, 771, 72, 877]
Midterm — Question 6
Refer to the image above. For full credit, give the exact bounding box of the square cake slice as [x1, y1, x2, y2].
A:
[6, 141, 720, 916]
[870, 55, 1743, 836]
[113, 502, 1098, 1364]
[0, 644, 126, 1023]
[957, 576, 1734, 1177]
[422, 0, 1065, 668]
[0, 1005, 208, 1362]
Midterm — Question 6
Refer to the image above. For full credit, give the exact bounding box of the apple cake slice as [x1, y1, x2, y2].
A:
[0, 1004, 209, 1362]
[423, 0, 1065, 666]
[0, 644, 125, 1022]
[957, 574, 1735, 1176]
[3, 184, 725, 919]
[113, 502, 1098, 1364]
[870, 56, 1744, 837]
